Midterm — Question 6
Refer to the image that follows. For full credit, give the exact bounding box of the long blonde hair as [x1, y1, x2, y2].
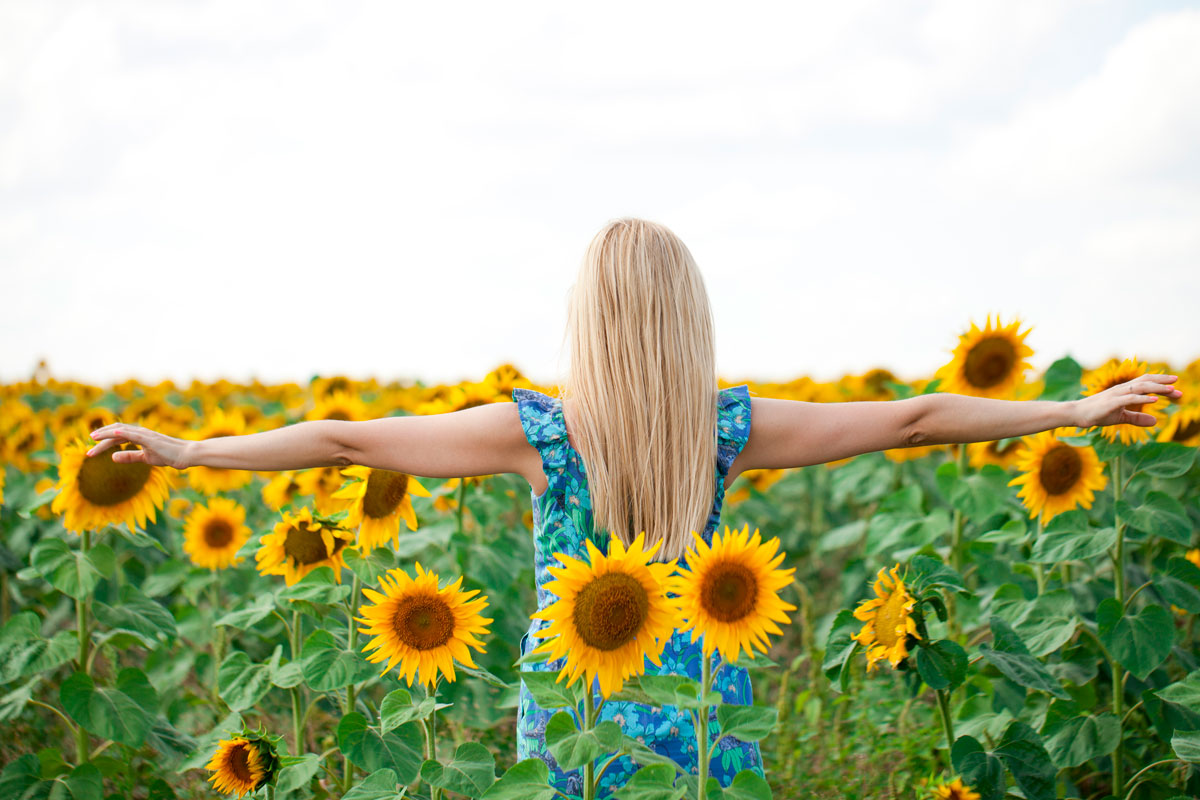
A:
[559, 217, 719, 563]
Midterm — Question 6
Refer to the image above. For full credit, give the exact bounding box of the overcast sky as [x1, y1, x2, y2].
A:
[3, 0, 1198, 390]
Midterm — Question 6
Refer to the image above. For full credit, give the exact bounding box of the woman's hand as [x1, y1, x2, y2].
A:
[87, 424, 192, 469]
[1072, 373, 1183, 430]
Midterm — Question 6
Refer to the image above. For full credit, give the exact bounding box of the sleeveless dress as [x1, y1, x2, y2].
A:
[512, 385, 764, 799]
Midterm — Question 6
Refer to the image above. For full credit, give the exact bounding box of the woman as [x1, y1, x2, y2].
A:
[85, 217, 1182, 795]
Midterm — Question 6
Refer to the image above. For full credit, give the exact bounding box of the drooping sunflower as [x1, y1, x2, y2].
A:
[204, 732, 280, 798]
[184, 408, 254, 495]
[255, 507, 354, 586]
[305, 390, 371, 422]
[1078, 357, 1169, 445]
[530, 532, 679, 698]
[966, 438, 1026, 470]
[183, 498, 252, 570]
[356, 562, 492, 689]
[852, 563, 921, 672]
[50, 439, 175, 535]
[670, 524, 797, 665]
[331, 466, 431, 552]
[1007, 429, 1108, 526]
[935, 314, 1034, 399]
[932, 777, 982, 800]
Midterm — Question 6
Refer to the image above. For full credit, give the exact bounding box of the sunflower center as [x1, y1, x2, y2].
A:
[227, 743, 255, 785]
[964, 337, 1016, 389]
[1173, 418, 1200, 442]
[363, 470, 408, 519]
[283, 523, 331, 565]
[203, 518, 235, 548]
[874, 590, 910, 647]
[572, 572, 649, 651]
[391, 594, 455, 650]
[700, 563, 759, 623]
[1038, 444, 1083, 495]
[77, 448, 152, 506]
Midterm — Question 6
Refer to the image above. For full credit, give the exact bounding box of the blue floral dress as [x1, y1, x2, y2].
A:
[512, 385, 764, 799]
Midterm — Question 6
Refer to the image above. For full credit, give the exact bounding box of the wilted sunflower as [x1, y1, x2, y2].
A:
[356, 562, 492, 689]
[935, 314, 1034, 399]
[331, 466, 431, 551]
[670, 524, 797, 665]
[1007, 429, 1108, 526]
[205, 732, 280, 798]
[530, 532, 679, 698]
[1078, 357, 1170, 445]
[255, 507, 354, 586]
[852, 563, 921, 672]
[184, 498, 252, 570]
[51, 439, 175, 534]
[305, 390, 370, 422]
[932, 777, 982, 800]
[967, 438, 1025, 470]
[184, 408, 254, 495]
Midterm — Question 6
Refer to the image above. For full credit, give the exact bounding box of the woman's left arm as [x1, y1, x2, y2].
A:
[908, 372, 1183, 446]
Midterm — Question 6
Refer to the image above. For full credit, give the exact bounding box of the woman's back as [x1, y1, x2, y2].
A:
[512, 384, 764, 798]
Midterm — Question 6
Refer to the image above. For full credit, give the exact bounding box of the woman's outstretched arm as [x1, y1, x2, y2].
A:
[735, 372, 1183, 475]
[85, 402, 539, 481]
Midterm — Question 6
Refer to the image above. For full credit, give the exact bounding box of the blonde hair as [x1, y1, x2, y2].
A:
[559, 217, 719, 563]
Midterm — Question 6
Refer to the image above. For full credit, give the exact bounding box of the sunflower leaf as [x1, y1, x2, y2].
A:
[0, 626, 75, 684]
[915, 640, 967, 692]
[176, 711, 244, 771]
[30, 538, 111, 600]
[994, 720, 1057, 800]
[545, 711, 622, 771]
[337, 712, 425, 783]
[520, 671, 583, 710]
[714, 704, 778, 743]
[977, 618, 1070, 700]
[1030, 515, 1115, 564]
[419, 742, 496, 797]
[300, 630, 376, 693]
[1097, 598, 1174, 681]
[611, 764, 686, 800]
[215, 592, 276, 630]
[60, 668, 157, 749]
[380, 688, 450, 734]
[274, 753, 320, 794]
[1154, 557, 1200, 613]
[457, 664, 514, 690]
[344, 547, 398, 585]
[1172, 729, 1200, 763]
[277, 566, 351, 604]
[1132, 441, 1196, 479]
[907, 555, 967, 595]
[949, 735, 1004, 800]
[92, 585, 177, 647]
[341, 768, 405, 800]
[480, 757, 557, 800]
[1127, 491, 1192, 545]
[1039, 709, 1120, 769]
[704, 769, 773, 800]
[217, 648, 279, 711]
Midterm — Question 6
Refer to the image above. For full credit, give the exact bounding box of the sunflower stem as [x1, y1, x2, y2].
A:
[210, 578, 225, 708]
[696, 648, 712, 800]
[342, 572, 362, 788]
[934, 688, 955, 756]
[74, 528, 91, 765]
[291, 609, 305, 756]
[1111, 453, 1127, 798]
[947, 445, 968, 643]
[422, 682, 443, 800]
[455, 479, 470, 543]
[583, 682, 596, 800]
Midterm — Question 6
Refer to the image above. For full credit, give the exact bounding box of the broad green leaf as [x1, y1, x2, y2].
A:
[217, 647, 280, 711]
[1155, 557, 1200, 614]
[611, 764, 685, 800]
[994, 720, 1056, 800]
[1030, 513, 1115, 564]
[915, 640, 968, 692]
[271, 661, 304, 689]
[1172, 729, 1200, 762]
[1096, 598, 1174, 681]
[821, 609, 859, 692]
[0, 629, 75, 684]
[705, 769, 773, 800]
[1154, 669, 1200, 714]
[978, 618, 1069, 700]
[301, 630, 375, 692]
[92, 585, 177, 647]
[480, 758, 557, 800]
[978, 518, 1029, 545]
[457, 664, 513, 690]
[1127, 492, 1191, 545]
[337, 712, 425, 782]
[714, 704, 778, 743]
[144, 716, 198, 768]
[1132, 442, 1195, 478]
[950, 736, 1004, 800]
[817, 520, 866, 553]
[520, 671, 583, 710]
[0, 754, 41, 798]
[177, 711, 244, 771]
[1038, 357, 1083, 401]
[140, 559, 188, 598]
[215, 592, 276, 629]
[342, 768, 406, 800]
[544, 711, 623, 771]
[907, 556, 966, 594]
[1040, 707, 1120, 769]
[30, 539, 114, 599]
[343, 547, 398, 585]
[275, 753, 320, 794]
[420, 742, 496, 797]
[60, 668, 157, 748]
[380, 688, 450, 735]
[277, 566, 351, 605]
[1012, 590, 1078, 658]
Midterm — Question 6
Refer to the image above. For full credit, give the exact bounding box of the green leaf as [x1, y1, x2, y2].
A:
[978, 618, 1070, 700]
[950, 736, 1004, 800]
[1038, 357, 1083, 401]
[343, 547, 399, 586]
[59, 668, 157, 748]
[1039, 700, 1120, 769]
[1172, 729, 1200, 762]
[544, 711, 623, 771]
[1155, 557, 1200, 614]
[337, 712, 425, 783]
[176, 711, 244, 771]
[215, 592, 276, 629]
[271, 661, 304, 689]
[1154, 669, 1200, 713]
[92, 585, 177, 647]
[1096, 598, 1174, 681]
[457, 664, 513, 690]
[301, 630, 375, 692]
[1132, 441, 1196, 478]
[341, 768, 405, 800]
[140, 559, 188, 598]
[277, 566, 351, 605]
[611, 764, 685, 800]
[420, 742, 496, 797]
[1012, 590, 1078, 658]
[275, 753, 320, 794]
[1030, 512, 1115, 563]
[217, 647, 280, 711]
[725, 651, 778, 670]
[519, 671, 582, 710]
[915, 640, 968, 692]
[380, 688, 450, 735]
[994, 720, 1057, 800]
[30, 539, 114, 599]
[821, 609, 859, 692]
[0, 628, 76, 684]
[907, 556, 966, 594]
[1127, 491, 1192, 545]
[0, 754, 42, 798]
[978, 518, 1029, 545]
[706, 769, 773, 800]
[480, 758, 557, 800]
[714, 704, 778, 743]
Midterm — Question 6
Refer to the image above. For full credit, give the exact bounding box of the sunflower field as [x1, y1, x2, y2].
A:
[2, 318, 1199, 800]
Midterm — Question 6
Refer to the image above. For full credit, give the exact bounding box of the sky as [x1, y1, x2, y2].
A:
[2, 0, 1198, 390]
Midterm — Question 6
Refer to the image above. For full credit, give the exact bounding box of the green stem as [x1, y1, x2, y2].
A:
[583, 682, 596, 800]
[697, 650, 712, 800]
[456, 480, 469, 541]
[1034, 517, 1045, 595]
[74, 528, 91, 765]
[210, 578, 225, 707]
[1111, 454, 1126, 797]
[1123, 759, 1185, 799]
[935, 688, 955, 755]
[29, 698, 78, 738]
[423, 681, 443, 800]
[291, 610, 304, 756]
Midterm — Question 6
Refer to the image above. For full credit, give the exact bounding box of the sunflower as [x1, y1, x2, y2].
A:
[432, 476, 490, 513]
[1007, 429, 1108, 526]
[50, 439, 175, 535]
[255, 507, 354, 586]
[932, 777, 982, 800]
[184, 498, 252, 570]
[935, 314, 1034, 399]
[331, 466, 431, 552]
[884, 443, 946, 463]
[1158, 382, 1200, 446]
[670, 525, 797, 666]
[1078, 357, 1170, 445]
[529, 532, 678, 698]
[727, 469, 787, 504]
[311, 375, 357, 400]
[852, 563, 921, 672]
[356, 562, 492, 689]
[294, 466, 349, 516]
[305, 390, 370, 422]
[966, 438, 1026, 470]
[205, 733, 279, 798]
[168, 496, 193, 519]
[417, 381, 503, 415]
[184, 408, 254, 495]
[261, 471, 303, 512]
